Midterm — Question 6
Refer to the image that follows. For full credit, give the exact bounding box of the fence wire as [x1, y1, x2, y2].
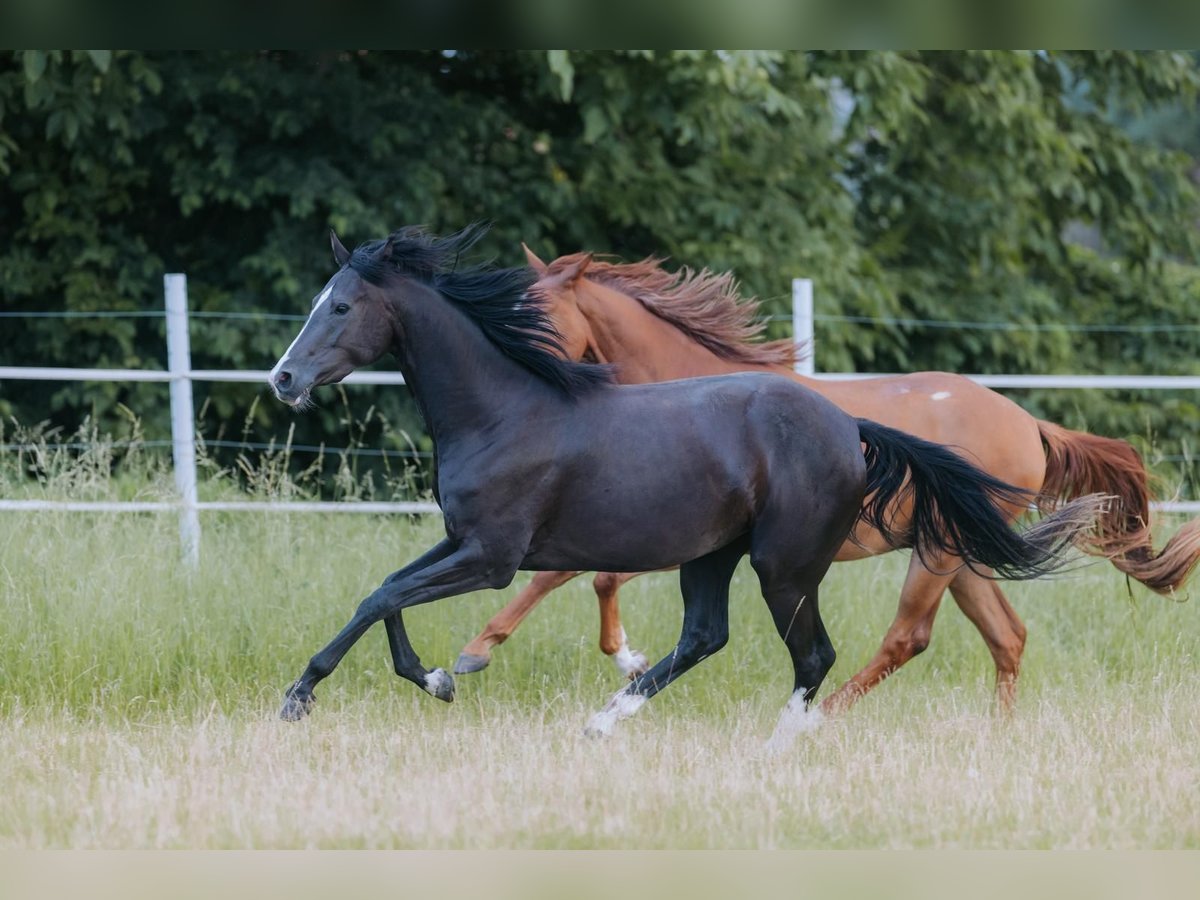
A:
[0, 439, 432, 458]
[5, 307, 1199, 333]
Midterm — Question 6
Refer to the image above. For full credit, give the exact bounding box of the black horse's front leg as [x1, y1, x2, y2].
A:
[383, 612, 454, 702]
[280, 538, 510, 721]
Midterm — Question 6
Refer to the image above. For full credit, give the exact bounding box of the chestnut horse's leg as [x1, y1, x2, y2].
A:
[593, 571, 650, 678]
[820, 551, 955, 714]
[454, 570, 583, 674]
[948, 567, 1027, 714]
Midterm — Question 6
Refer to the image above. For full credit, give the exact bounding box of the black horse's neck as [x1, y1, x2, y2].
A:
[384, 278, 567, 448]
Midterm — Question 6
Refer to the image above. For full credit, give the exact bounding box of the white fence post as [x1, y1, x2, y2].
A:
[792, 278, 814, 375]
[165, 274, 200, 566]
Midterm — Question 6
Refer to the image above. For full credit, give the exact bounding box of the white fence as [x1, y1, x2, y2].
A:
[1, 274, 438, 566]
[1, 275, 1197, 565]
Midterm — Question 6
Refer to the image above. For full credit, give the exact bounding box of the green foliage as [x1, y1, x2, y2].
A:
[2, 51, 1198, 490]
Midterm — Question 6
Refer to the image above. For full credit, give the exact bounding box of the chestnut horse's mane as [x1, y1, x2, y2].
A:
[558, 255, 800, 368]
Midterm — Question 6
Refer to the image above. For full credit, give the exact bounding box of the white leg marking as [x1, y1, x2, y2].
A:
[766, 689, 824, 752]
[585, 689, 647, 737]
[931, 391, 952, 401]
[612, 628, 648, 678]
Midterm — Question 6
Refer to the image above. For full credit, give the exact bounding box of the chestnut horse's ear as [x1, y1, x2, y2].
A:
[555, 252, 592, 285]
[331, 229, 351, 267]
[522, 242, 548, 276]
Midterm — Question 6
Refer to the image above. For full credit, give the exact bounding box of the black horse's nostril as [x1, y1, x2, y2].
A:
[275, 370, 293, 389]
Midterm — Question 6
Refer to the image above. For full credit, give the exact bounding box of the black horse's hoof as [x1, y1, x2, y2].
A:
[583, 691, 646, 738]
[280, 684, 315, 721]
[582, 722, 611, 740]
[453, 652, 491, 675]
[424, 668, 456, 702]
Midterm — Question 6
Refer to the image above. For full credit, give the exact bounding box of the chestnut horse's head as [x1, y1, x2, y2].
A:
[524, 244, 605, 365]
[525, 245, 802, 376]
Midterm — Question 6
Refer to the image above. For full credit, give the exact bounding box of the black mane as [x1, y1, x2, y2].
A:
[348, 224, 612, 397]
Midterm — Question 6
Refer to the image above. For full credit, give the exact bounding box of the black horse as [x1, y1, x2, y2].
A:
[268, 225, 1103, 734]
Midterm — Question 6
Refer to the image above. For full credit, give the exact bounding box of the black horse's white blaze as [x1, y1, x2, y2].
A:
[269, 277, 339, 407]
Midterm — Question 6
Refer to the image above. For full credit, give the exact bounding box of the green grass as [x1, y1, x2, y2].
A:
[0, 466, 1197, 847]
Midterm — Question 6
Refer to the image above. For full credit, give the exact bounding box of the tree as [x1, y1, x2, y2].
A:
[2, 51, 1198, 494]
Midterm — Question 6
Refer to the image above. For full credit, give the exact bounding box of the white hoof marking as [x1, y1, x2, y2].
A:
[766, 689, 824, 752]
[585, 690, 646, 737]
[613, 630, 648, 678]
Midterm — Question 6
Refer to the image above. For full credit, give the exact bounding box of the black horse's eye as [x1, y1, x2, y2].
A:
[334, 302, 350, 315]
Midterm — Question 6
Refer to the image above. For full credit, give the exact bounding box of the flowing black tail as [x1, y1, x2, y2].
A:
[855, 419, 1109, 580]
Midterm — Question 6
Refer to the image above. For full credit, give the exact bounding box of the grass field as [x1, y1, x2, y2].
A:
[0, 459, 1197, 848]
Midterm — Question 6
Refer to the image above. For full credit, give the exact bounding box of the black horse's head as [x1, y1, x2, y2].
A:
[271, 224, 612, 408]
[269, 231, 394, 407]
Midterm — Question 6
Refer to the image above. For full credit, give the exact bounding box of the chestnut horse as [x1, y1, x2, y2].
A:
[456, 247, 1200, 712]
[268, 226, 1103, 733]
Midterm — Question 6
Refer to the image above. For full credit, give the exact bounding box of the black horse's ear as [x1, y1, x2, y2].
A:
[331, 230, 350, 267]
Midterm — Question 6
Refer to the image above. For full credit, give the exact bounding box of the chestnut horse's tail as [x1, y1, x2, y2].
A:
[854, 419, 1108, 581]
[1037, 420, 1200, 595]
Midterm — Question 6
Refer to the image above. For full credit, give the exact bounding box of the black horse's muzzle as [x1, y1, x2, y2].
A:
[269, 368, 309, 406]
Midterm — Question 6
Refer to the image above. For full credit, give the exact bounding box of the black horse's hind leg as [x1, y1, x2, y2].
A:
[584, 539, 746, 736]
[762, 581, 836, 702]
[758, 575, 838, 747]
[747, 491, 852, 747]
[281, 538, 513, 720]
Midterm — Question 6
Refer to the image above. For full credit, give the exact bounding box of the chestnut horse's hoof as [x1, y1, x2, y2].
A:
[453, 652, 491, 675]
[424, 668, 456, 702]
[280, 683, 315, 721]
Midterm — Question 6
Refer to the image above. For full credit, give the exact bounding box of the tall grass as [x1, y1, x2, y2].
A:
[0, 444, 1196, 847]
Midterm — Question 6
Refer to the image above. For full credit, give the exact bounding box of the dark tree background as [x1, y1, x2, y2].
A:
[2, 51, 1198, 495]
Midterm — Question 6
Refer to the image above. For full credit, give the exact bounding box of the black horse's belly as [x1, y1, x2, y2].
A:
[517, 386, 773, 572]
[520, 512, 748, 573]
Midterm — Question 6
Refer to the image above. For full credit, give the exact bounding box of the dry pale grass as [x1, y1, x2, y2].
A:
[1, 679, 1196, 849]
[0, 459, 1197, 849]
